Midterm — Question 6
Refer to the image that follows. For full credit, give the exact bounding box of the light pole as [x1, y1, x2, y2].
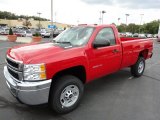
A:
[101, 10, 106, 24]
[118, 18, 120, 25]
[125, 14, 129, 32]
[140, 14, 144, 25]
[37, 12, 42, 30]
[77, 18, 80, 25]
[139, 14, 144, 33]
[55, 12, 57, 28]
[99, 11, 102, 24]
[51, 0, 53, 38]
[125, 14, 129, 25]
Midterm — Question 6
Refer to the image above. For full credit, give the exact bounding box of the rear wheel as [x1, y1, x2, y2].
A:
[49, 75, 84, 114]
[131, 57, 145, 77]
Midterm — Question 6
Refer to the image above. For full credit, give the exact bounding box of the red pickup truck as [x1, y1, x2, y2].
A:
[4, 24, 153, 113]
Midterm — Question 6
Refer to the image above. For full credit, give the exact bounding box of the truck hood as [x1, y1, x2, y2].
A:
[8, 42, 65, 64]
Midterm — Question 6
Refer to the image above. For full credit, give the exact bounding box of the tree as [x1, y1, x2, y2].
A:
[144, 20, 159, 34]
[0, 11, 49, 21]
[127, 24, 140, 33]
[117, 24, 126, 32]
[23, 19, 32, 28]
[117, 20, 159, 34]
[9, 28, 13, 35]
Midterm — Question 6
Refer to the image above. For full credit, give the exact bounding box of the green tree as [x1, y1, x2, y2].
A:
[0, 11, 49, 21]
[117, 20, 159, 34]
[144, 20, 159, 34]
[9, 28, 13, 35]
[117, 24, 126, 32]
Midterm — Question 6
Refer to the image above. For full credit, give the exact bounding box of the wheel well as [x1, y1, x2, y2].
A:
[139, 49, 149, 59]
[52, 66, 86, 84]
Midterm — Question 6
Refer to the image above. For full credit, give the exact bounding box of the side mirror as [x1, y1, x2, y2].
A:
[93, 39, 110, 48]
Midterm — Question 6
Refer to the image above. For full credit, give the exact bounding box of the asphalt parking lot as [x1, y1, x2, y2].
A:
[0, 39, 160, 120]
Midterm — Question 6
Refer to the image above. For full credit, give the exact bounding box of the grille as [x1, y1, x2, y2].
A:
[7, 67, 19, 80]
[6, 56, 23, 81]
[6, 58, 19, 69]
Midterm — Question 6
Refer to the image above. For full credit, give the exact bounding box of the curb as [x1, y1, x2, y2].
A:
[0, 35, 32, 43]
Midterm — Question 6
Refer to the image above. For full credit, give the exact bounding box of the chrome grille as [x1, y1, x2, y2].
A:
[6, 55, 23, 81]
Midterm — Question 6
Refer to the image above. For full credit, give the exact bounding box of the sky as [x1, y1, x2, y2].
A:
[0, 0, 160, 25]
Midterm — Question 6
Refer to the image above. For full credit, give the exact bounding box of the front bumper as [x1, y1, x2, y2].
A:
[3, 66, 52, 105]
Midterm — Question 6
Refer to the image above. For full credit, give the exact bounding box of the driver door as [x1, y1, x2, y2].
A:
[88, 27, 122, 80]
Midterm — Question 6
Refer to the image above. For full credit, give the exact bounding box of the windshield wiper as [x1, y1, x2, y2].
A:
[52, 40, 72, 45]
[56, 41, 72, 45]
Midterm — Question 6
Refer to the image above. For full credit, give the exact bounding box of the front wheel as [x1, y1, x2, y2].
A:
[49, 75, 84, 114]
[131, 57, 145, 77]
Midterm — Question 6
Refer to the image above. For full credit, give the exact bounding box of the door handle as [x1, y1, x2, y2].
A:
[113, 49, 119, 53]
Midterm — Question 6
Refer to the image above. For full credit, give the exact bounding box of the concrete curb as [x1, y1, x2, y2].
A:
[0, 35, 8, 41]
[0, 35, 32, 43]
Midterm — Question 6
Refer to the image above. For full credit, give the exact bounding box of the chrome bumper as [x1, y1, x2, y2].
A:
[3, 66, 52, 105]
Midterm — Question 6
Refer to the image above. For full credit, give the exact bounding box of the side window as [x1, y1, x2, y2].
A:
[95, 28, 116, 45]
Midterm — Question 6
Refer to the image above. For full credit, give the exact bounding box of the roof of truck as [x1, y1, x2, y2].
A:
[78, 24, 116, 28]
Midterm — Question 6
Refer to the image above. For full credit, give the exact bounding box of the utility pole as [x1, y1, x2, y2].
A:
[51, 0, 53, 26]
[99, 11, 102, 24]
[51, 0, 54, 38]
[125, 14, 129, 25]
[139, 14, 144, 33]
[77, 18, 80, 25]
[37, 12, 42, 30]
[101, 10, 106, 24]
[118, 18, 120, 25]
[125, 14, 129, 32]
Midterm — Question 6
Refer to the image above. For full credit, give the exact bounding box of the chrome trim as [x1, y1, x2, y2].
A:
[4, 66, 52, 105]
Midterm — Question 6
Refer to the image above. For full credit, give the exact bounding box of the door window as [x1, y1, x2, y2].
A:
[95, 28, 116, 45]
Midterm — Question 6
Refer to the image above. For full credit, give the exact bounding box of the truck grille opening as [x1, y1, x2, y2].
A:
[6, 56, 23, 81]
[7, 67, 19, 80]
[6, 58, 19, 69]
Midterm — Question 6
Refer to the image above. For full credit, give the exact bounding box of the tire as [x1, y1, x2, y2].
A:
[49, 75, 84, 114]
[131, 57, 145, 77]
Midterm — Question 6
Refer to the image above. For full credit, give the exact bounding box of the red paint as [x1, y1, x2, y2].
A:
[7, 25, 153, 83]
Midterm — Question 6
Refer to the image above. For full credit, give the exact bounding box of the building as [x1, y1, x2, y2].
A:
[0, 19, 72, 29]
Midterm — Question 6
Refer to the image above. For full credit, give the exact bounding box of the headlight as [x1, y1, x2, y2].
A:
[23, 64, 46, 81]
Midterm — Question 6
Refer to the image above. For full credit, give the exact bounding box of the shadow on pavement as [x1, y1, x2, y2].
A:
[0, 96, 71, 120]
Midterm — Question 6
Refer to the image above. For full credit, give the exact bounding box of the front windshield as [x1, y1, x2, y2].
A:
[54, 26, 94, 46]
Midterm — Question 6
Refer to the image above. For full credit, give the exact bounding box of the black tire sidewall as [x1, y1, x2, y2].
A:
[131, 57, 145, 77]
[49, 75, 84, 114]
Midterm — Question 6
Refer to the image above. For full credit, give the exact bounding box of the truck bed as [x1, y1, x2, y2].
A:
[120, 37, 153, 68]
[120, 37, 148, 41]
